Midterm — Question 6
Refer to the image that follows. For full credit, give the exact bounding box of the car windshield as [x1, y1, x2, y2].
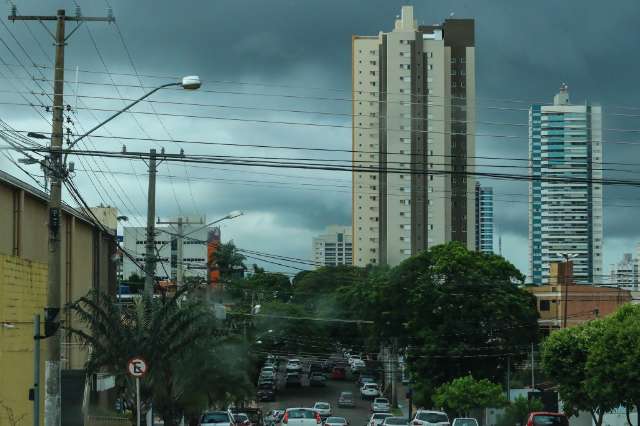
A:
[533, 416, 568, 426]
[365, 384, 378, 388]
[454, 420, 477, 426]
[340, 393, 353, 399]
[375, 399, 389, 404]
[385, 418, 408, 425]
[417, 413, 448, 423]
[315, 403, 330, 409]
[202, 413, 230, 423]
[374, 414, 393, 420]
[234, 415, 248, 421]
[326, 418, 346, 424]
[288, 410, 316, 419]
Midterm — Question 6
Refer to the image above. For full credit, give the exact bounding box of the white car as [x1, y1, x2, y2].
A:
[348, 355, 362, 365]
[360, 382, 380, 400]
[283, 408, 321, 426]
[313, 402, 332, 419]
[200, 411, 235, 426]
[287, 359, 302, 371]
[412, 411, 449, 426]
[367, 413, 393, 426]
[371, 398, 390, 413]
[262, 366, 276, 374]
[382, 418, 409, 426]
[351, 359, 366, 371]
[324, 417, 348, 426]
[452, 419, 478, 426]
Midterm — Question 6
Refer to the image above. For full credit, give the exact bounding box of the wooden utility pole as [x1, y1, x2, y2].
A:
[8, 8, 113, 426]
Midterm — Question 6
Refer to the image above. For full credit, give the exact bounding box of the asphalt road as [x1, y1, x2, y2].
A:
[259, 362, 374, 426]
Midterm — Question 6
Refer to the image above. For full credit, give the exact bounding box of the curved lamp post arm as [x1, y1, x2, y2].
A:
[64, 81, 180, 162]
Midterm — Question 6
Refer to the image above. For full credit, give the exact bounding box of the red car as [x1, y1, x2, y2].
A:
[331, 366, 346, 380]
[527, 412, 568, 426]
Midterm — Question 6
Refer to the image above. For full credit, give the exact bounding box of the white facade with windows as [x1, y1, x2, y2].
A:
[312, 225, 353, 268]
[528, 85, 603, 284]
[122, 224, 209, 281]
[352, 6, 476, 267]
[610, 253, 638, 289]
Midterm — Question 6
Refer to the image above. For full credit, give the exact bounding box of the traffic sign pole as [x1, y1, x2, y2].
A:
[136, 377, 141, 426]
[127, 357, 148, 426]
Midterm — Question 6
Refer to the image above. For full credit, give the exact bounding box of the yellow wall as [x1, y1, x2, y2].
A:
[0, 254, 47, 426]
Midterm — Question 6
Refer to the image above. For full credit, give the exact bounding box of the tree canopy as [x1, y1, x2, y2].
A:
[433, 375, 507, 417]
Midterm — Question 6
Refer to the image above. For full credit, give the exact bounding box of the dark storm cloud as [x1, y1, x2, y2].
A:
[5, 0, 640, 272]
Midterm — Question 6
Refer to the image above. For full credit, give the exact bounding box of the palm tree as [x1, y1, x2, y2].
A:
[66, 288, 251, 425]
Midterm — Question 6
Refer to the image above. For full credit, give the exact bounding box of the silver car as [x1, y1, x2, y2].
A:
[325, 417, 349, 426]
[382, 417, 409, 426]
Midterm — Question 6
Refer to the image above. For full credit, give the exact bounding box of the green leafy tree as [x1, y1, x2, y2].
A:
[433, 375, 507, 417]
[496, 396, 543, 426]
[541, 319, 617, 426]
[215, 241, 247, 279]
[66, 289, 250, 426]
[586, 304, 640, 425]
[360, 243, 539, 405]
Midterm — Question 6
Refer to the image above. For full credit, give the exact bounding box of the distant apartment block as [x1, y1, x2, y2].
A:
[610, 253, 638, 289]
[475, 183, 493, 253]
[122, 223, 209, 281]
[528, 84, 603, 284]
[312, 225, 353, 267]
[352, 5, 476, 267]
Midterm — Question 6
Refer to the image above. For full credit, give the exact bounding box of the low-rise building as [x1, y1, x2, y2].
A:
[0, 169, 116, 425]
[527, 261, 631, 332]
[312, 225, 353, 267]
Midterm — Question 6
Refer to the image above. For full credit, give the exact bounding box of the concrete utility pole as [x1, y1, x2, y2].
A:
[144, 149, 158, 298]
[156, 217, 204, 287]
[8, 9, 113, 426]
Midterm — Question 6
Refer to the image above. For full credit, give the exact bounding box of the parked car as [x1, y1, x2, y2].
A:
[282, 408, 322, 426]
[313, 402, 332, 419]
[360, 383, 380, 400]
[261, 371, 276, 380]
[264, 410, 286, 426]
[262, 366, 276, 374]
[257, 383, 276, 402]
[382, 417, 409, 426]
[234, 414, 252, 426]
[338, 391, 355, 408]
[231, 408, 263, 426]
[526, 413, 568, 426]
[411, 410, 449, 426]
[287, 359, 302, 371]
[367, 413, 393, 426]
[258, 377, 275, 387]
[331, 366, 347, 380]
[310, 372, 327, 387]
[371, 398, 390, 413]
[350, 359, 366, 373]
[286, 372, 302, 387]
[452, 419, 478, 426]
[348, 355, 362, 365]
[201, 411, 235, 426]
[325, 417, 349, 426]
[357, 374, 376, 388]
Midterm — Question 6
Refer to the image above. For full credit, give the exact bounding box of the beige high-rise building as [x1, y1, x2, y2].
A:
[352, 6, 476, 267]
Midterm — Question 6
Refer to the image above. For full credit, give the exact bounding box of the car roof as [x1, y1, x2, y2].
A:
[314, 402, 330, 405]
[530, 413, 566, 417]
[286, 408, 315, 412]
[372, 413, 393, 418]
[417, 410, 447, 414]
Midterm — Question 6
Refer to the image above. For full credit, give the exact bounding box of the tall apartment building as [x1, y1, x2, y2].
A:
[122, 224, 209, 281]
[352, 6, 476, 267]
[312, 225, 353, 267]
[528, 84, 603, 284]
[475, 182, 494, 253]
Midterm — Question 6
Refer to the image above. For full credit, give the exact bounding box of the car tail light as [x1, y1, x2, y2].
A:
[283, 414, 288, 424]
[316, 413, 322, 424]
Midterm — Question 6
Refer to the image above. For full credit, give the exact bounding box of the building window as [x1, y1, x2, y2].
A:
[540, 300, 551, 311]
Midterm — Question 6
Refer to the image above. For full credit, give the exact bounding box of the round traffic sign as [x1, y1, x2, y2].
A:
[127, 357, 148, 378]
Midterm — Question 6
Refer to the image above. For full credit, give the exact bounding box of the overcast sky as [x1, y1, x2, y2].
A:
[2, 0, 640, 280]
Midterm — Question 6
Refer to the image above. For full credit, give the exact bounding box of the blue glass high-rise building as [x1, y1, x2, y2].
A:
[475, 182, 493, 253]
[528, 85, 603, 284]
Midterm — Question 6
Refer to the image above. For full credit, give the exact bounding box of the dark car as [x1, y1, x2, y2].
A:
[286, 372, 302, 387]
[257, 383, 276, 401]
[310, 372, 327, 387]
[337, 391, 355, 408]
